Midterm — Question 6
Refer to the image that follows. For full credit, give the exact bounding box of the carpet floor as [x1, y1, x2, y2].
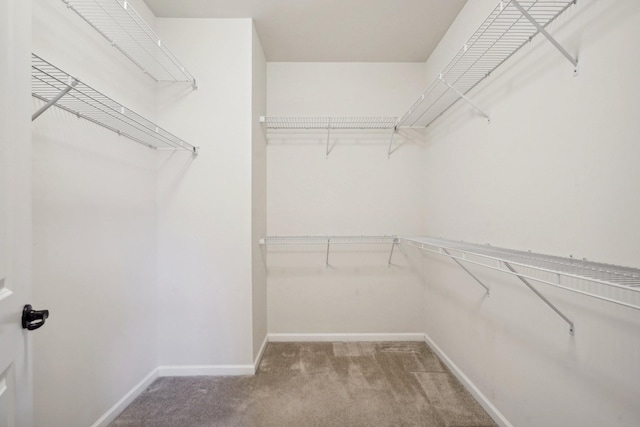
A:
[111, 341, 497, 427]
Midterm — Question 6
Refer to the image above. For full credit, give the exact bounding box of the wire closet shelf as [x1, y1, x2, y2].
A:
[402, 236, 640, 313]
[260, 236, 399, 245]
[31, 53, 197, 154]
[61, 0, 196, 87]
[260, 117, 399, 131]
[260, 235, 399, 268]
[398, 0, 577, 128]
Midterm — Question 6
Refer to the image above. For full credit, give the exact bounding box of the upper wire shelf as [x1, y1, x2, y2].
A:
[398, 0, 577, 128]
[260, 117, 399, 131]
[61, 0, 197, 88]
[32, 53, 198, 154]
[260, 116, 401, 158]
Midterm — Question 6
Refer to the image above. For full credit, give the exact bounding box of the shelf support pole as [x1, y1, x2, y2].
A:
[32, 79, 78, 121]
[326, 118, 332, 159]
[387, 127, 396, 158]
[440, 77, 490, 122]
[325, 238, 331, 268]
[512, 0, 579, 73]
[387, 238, 397, 267]
[503, 261, 574, 335]
[442, 248, 490, 295]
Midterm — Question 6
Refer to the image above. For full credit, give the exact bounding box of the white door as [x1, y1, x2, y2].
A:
[0, 0, 34, 426]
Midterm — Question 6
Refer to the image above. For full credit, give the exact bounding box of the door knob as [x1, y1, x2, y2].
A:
[22, 304, 50, 331]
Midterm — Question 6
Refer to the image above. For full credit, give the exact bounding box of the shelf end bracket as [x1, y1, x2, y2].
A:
[512, 0, 579, 74]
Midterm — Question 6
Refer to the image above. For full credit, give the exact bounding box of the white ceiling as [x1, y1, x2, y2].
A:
[143, 0, 468, 62]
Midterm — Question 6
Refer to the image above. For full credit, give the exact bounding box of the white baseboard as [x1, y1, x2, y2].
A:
[253, 334, 268, 371]
[91, 368, 159, 427]
[268, 332, 426, 342]
[157, 364, 255, 377]
[423, 333, 513, 427]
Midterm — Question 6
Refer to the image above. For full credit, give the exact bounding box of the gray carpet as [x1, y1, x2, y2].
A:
[111, 342, 497, 427]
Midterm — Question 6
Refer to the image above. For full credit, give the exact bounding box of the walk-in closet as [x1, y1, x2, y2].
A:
[1, 0, 639, 426]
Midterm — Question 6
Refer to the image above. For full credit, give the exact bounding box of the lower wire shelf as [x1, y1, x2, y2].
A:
[261, 234, 640, 334]
[259, 235, 399, 268]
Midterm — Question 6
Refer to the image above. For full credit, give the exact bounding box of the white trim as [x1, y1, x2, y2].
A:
[253, 334, 268, 372]
[268, 333, 425, 342]
[424, 334, 513, 427]
[157, 365, 255, 377]
[90, 368, 159, 427]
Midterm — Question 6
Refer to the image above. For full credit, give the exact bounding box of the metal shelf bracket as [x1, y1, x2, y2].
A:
[325, 238, 331, 267]
[440, 76, 491, 123]
[503, 261, 575, 335]
[387, 127, 397, 159]
[442, 248, 490, 295]
[32, 78, 78, 121]
[326, 118, 332, 159]
[512, 0, 579, 75]
[387, 237, 398, 267]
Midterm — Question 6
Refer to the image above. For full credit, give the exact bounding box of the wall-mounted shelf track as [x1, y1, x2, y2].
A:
[403, 236, 640, 334]
[398, 0, 578, 128]
[260, 116, 399, 158]
[32, 53, 198, 154]
[61, 0, 197, 88]
[260, 235, 399, 267]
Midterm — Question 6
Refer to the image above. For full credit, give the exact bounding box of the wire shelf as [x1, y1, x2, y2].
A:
[260, 235, 399, 267]
[260, 117, 399, 131]
[32, 53, 197, 154]
[398, 0, 576, 128]
[260, 236, 399, 245]
[61, 0, 196, 87]
[403, 236, 640, 312]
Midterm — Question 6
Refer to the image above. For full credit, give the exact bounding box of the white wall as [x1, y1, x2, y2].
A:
[31, 1, 159, 426]
[251, 26, 268, 361]
[266, 63, 428, 335]
[156, 18, 256, 368]
[418, 1, 640, 426]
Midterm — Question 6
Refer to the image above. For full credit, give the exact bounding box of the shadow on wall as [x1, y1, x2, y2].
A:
[264, 128, 430, 157]
[157, 150, 197, 206]
[264, 245, 416, 279]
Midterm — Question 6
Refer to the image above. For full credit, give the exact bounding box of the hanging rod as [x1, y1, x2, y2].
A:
[31, 53, 198, 154]
[61, 0, 197, 88]
[398, 0, 578, 128]
[260, 235, 399, 268]
[402, 236, 640, 334]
